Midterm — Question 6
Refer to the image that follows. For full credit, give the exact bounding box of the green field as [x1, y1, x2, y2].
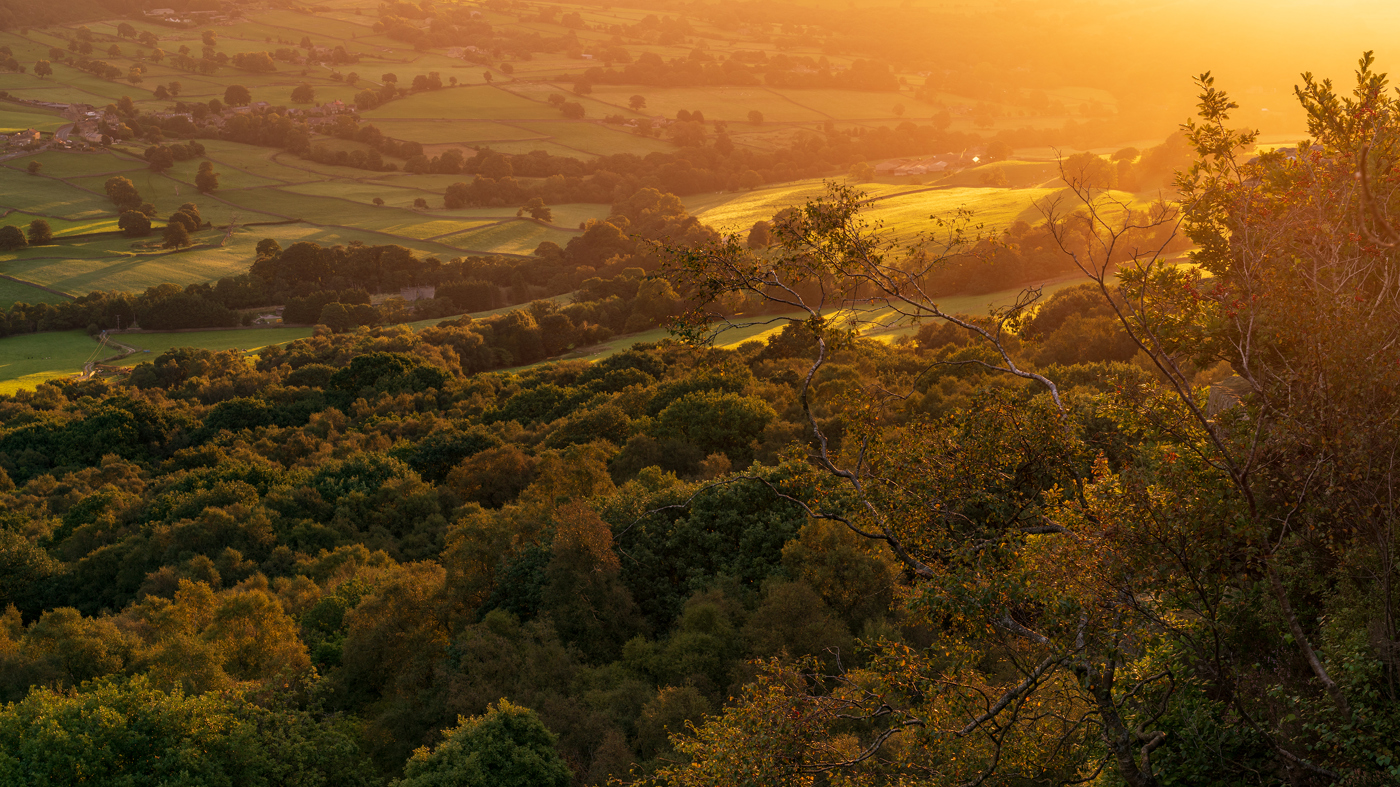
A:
[0, 169, 115, 219]
[586, 85, 944, 124]
[116, 326, 318, 362]
[0, 279, 68, 310]
[0, 330, 105, 394]
[0, 0, 1161, 394]
[684, 179, 1122, 240]
[0, 104, 66, 133]
[362, 86, 562, 121]
[365, 120, 546, 145]
[0, 211, 121, 238]
[5, 150, 142, 179]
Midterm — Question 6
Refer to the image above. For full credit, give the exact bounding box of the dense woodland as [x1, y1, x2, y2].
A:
[0, 0, 1398, 780]
[3, 64, 1400, 783]
[0, 276, 1156, 784]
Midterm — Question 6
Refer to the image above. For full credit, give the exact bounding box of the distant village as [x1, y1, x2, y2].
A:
[0, 96, 357, 154]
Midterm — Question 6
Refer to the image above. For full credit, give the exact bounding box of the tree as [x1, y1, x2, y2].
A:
[26, 161, 40, 175]
[892, 102, 905, 117]
[318, 302, 352, 333]
[117, 22, 136, 38]
[654, 60, 1400, 784]
[118, 210, 152, 237]
[126, 67, 143, 86]
[0, 676, 374, 786]
[560, 101, 584, 119]
[629, 94, 646, 111]
[0, 225, 25, 251]
[104, 176, 142, 211]
[290, 83, 315, 104]
[372, 197, 385, 206]
[33, 59, 50, 78]
[26, 219, 52, 246]
[154, 84, 169, 100]
[1060, 151, 1115, 189]
[195, 161, 219, 193]
[170, 204, 201, 232]
[517, 197, 552, 222]
[848, 161, 874, 181]
[746, 220, 770, 248]
[145, 146, 174, 172]
[979, 168, 1009, 187]
[202, 30, 217, 47]
[395, 701, 571, 787]
[747, 110, 763, 125]
[483, 71, 493, 84]
[986, 139, 1013, 161]
[162, 221, 191, 249]
[223, 85, 251, 106]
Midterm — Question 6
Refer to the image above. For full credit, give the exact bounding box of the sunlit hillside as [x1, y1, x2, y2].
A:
[0, 2, 1397, 786]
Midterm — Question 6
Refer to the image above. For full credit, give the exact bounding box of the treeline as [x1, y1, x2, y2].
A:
[0, 283, 1147, 783]
[427, 121, 989, 206]
[574, 51, 897, 91]
[935, 208, 1192, 295]
[0, 188, 712, 340]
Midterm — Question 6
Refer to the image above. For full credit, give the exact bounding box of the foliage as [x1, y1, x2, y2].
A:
[394, 700, 571, 787]
[0, 675, 373, 787]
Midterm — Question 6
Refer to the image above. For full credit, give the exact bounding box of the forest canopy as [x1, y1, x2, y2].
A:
[0, 30, 1398, 787]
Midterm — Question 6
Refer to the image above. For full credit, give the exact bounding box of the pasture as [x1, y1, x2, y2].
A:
[0, 104, 66, 134]
[362, 86, 562, 121]
[0, 330, 105, 395]
[0, 0, 1164, 396]
[0, 278, 67, 310]
[115, 326, 317, 362]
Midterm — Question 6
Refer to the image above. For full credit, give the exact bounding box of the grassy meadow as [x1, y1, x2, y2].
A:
[0, 330, 106, 395]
